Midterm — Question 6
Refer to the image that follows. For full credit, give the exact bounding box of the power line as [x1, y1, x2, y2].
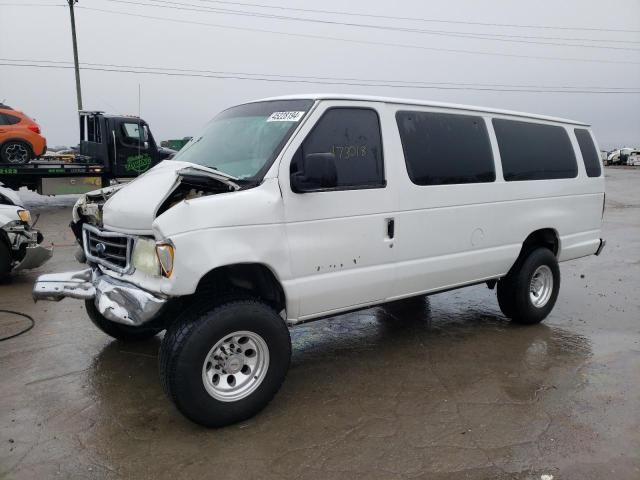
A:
[103, 0, 640, 51]
[190, 0, 640, 35]
[2, 61, 639, 94]
[0, 2, 64, 5]
[4, 58, 638, 91]
[76, 6, 640, 65]
[6, 0, 640, 38]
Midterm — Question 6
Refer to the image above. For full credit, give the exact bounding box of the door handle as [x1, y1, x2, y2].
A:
[386, 218, 395, 239]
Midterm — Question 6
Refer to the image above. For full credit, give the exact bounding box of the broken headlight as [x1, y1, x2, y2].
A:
[131, 237, 161, 276]
[17, 210, 31, 224]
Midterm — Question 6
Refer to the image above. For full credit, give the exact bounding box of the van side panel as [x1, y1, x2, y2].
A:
[387, 104, 604, 300]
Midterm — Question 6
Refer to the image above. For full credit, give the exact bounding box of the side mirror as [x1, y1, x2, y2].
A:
[291, 153, 338, 193]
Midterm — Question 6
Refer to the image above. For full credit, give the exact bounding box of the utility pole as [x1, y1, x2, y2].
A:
[68, 0, 83, 111]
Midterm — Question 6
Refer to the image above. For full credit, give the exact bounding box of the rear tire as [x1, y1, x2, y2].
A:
[85, 299, 162, 342]
[496, 281, 515, 318]
[496, 248, 560, 325]
[159, 298, 291, 427]
[0, 141, 33, 164]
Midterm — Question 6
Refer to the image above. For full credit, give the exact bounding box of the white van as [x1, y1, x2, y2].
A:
[33, 95, 606, 427]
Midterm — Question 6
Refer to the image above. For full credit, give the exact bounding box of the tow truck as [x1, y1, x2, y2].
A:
[0, 111, 174, 195]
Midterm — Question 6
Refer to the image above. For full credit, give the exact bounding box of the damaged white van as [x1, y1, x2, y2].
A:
[33, 95, 606, 427]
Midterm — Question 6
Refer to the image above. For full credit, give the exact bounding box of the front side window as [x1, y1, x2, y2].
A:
[291, 108, 385, 189]
[122, 122, 148, 143]
[173, 99, 313, 180]
[492, 119, 577, 181]
[396, 111, 495, 185]
[574, 128, 601, 177]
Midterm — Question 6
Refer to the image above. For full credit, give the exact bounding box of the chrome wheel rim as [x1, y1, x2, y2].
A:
[202, 330, 269, 402]
[5, 143, 29, 163]
[529, 265, 553, 308]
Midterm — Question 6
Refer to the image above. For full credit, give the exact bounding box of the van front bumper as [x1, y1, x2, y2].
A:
[32, 268, 167, 327]
[595, 238, 606, 256]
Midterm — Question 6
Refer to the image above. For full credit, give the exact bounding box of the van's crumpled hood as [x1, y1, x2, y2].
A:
[102, 161, 237, 234]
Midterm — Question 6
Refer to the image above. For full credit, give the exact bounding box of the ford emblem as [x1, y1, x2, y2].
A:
[95, 242, 107, 255]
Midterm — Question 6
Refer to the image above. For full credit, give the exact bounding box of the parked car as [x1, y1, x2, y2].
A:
[605, 147, 640, 166]
[0, 185, 52, 280]
[33, 95, 606, 427]
[0, 103, 47, 164]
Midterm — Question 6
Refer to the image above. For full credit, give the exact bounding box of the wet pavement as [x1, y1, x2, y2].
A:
[1, 168, 639, 479]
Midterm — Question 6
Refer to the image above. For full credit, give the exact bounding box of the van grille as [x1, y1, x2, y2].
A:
[82, 224, 133, 273]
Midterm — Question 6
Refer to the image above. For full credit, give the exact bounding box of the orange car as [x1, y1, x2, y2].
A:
[0, 103, 46, 164]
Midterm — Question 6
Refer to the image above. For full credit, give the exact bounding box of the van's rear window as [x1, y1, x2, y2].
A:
[492, 119, 577, 181]
[396, 111, 495, 186]
[574, 128, 602, 177]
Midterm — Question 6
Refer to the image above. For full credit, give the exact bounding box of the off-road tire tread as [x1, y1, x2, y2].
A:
[498, 248, 560, 325]
[159, 295, 291, 427]
[0, 240, 12, 281]
[496, 281, 515, 318]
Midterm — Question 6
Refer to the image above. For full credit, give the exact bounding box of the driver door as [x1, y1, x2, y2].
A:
[113, 120, 157, 177]
[279, 102, 397, 321]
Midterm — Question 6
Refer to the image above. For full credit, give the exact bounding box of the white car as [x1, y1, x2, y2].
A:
[627, 152, 640, 166]
[0, 185, 52, 279]
[33, 95, 606, 427]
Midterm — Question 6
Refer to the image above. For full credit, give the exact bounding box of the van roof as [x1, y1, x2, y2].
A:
[256, 93, 589, 126]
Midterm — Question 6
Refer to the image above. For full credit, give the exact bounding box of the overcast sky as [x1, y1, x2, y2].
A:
[1, 0, 639, 150]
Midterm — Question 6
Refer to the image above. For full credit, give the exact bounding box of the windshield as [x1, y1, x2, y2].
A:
[172, 99, 314, 180]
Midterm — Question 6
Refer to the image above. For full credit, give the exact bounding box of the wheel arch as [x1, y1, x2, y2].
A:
[507, 228, 560, 275]
[0, 137, 35, 152]
[194, 262, 287, 314]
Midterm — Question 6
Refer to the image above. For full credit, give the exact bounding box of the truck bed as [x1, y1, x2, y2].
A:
[0, 156, 105, 194]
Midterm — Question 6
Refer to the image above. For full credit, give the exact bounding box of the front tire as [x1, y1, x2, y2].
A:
[497, 248, 560, 325]
[85, 299, 162, 341]
[0, 241, 12, 282]
[159, 298, 291, 427]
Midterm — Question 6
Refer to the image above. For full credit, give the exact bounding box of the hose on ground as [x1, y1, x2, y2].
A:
[0, 309, 35, 341]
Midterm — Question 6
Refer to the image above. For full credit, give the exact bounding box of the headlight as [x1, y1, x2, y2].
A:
[131, 238, 160, 276]
[17, 210, 31, 223]
[155, 242, 174, 278]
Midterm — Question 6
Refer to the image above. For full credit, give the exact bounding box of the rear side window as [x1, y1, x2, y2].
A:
[0, 113, 20, 125]
[492, 119, 577, 181]
[294, 108, 385, 189]
[87, 116, 102, 143]
[396, 111, 495, 185]
[574, 128, 601, 177]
